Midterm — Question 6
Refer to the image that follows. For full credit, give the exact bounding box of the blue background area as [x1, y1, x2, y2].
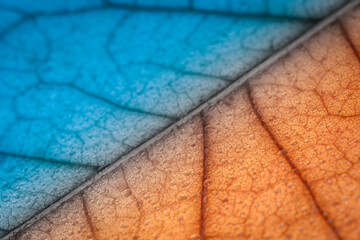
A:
[0, 0, 347, 235]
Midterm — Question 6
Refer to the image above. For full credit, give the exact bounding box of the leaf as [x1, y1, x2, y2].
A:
[7, 2, 360, 240]
[0, 0, 351, 237]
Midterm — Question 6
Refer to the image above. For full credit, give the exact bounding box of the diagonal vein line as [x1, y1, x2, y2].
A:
[245, 83, 342, 240]
[35, 71, 176, 120]
[200, 112, 209, 240]
[8, 3, 316, 22]
[0, 16, 28, 39]
[0, 151, 97, 169]
[80, 194, 99, 240]
[337, 20, 360, 63]
[2, 1, 359, 239]
[145, 61, 231, 82]
[38, 81, 177, 120]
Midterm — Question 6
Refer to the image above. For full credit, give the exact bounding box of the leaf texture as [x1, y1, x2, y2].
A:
[4, 2, 360, 240]
[0, 0, 353, 238]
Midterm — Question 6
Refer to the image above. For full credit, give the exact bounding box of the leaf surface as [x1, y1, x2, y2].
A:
[0, 0, 352, 237]
[7, 3, 360, 240]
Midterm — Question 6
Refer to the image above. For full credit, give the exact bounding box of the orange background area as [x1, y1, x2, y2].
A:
[14, 6, 360, 240]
